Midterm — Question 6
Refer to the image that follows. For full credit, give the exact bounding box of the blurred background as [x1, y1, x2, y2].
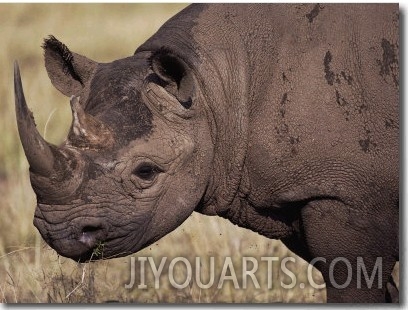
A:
[0, 3, 327, 303]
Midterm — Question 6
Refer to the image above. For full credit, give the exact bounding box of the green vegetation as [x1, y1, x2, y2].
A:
[1, 3, 329, 303]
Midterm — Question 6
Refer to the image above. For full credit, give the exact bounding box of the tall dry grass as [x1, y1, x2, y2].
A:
[0, 4, 328, 303]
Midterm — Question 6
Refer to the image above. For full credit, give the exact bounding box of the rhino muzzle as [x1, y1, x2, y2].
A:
[33, 209, 110, 261]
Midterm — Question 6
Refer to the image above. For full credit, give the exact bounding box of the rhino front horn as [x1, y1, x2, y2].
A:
[14, 61, 56, 176]
[14, 62, 84, 199]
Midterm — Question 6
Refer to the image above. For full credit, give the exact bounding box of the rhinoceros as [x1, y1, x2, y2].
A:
[14, 3, 398, 303]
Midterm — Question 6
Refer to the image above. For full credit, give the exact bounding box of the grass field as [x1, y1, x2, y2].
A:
[1, 3, 395, 303]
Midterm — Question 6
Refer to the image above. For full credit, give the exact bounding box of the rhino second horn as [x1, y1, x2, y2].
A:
[14, 61, 56, 176]
[68, 95, 114, 149]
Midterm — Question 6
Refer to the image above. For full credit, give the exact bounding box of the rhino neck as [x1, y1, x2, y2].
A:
[137, 4, 252, 216]
[190, 13, 251, 215]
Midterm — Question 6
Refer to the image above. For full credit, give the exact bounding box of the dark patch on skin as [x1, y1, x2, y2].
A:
[377, 38, 399, 87]
[280, 93, 288, 118]
[357, 103, 368, 114]
[275, 91, 292, 144]
[289, 136, 299, 145]
[334, 90, 351, 121]
[275, 123, 289, 136]
[358, 137, 377, 153]
[343, 110, 350, 121]
[282, 72, 289, 83]
[358, 139, 369, 152]
[335, 90, 349, 107]
[275, 93, 299, 156]
[306, 4, 323, 23]
[340, 71, 353, 85]
[359, 129, 377, 153]
[224, 11, 237, 21]
[289, 136, 300, 156]
[323, 51, 364, 124]
[86, 57, 154, 147]
[324, 51, 335, 86]
[335, 90, 340, 104]
[324, 65, 353, 88]
[385, 118, 398, 129]
[280, 108, 285, 118]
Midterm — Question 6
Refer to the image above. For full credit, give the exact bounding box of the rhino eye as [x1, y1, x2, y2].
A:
[133, 164, 161, 181]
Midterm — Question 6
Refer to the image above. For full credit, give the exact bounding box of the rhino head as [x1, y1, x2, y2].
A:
[15, 36, 215, 261]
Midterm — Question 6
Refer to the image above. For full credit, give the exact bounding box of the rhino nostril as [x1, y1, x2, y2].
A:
[78, 224, 106, 248]
[82, 225, 102, 233]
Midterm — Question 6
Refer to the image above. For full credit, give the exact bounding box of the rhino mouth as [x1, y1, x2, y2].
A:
[33, 210, 140, 262]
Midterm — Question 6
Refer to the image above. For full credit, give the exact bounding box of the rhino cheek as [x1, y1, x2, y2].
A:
[142, 124, 214, 245]
[142, 188, 199, 246]
[141, 149, 213, 246]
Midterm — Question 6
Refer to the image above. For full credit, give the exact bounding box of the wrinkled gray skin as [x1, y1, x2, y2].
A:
[15, 4, 399, 303]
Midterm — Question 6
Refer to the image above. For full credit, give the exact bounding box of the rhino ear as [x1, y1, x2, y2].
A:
[150, 48, 194, 109]
[43, 35, 97, 97]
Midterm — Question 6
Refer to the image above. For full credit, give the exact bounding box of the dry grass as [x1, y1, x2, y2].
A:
[0, 3, 329, 303]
